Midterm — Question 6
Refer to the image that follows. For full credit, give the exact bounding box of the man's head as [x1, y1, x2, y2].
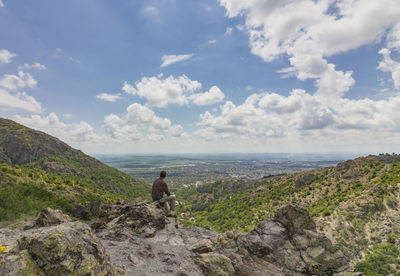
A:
[160, 170, 167, 178]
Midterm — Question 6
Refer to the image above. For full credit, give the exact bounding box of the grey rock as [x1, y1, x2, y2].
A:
[28, 207, 72, 229]
[189, 239, 215, 254]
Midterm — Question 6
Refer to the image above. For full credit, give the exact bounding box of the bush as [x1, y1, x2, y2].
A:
[355, 243, 400, 275]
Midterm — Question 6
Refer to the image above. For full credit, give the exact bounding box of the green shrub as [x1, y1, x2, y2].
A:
[355, 243, 400, 275]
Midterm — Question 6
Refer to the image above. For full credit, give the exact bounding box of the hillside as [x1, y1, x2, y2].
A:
[0, 118, 150, 225]
[177, 154, 400, 274]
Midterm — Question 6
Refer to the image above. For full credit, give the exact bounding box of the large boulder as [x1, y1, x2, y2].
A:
[212, 204, 348, 275]
[189, 239, 215, 254]
[18, 221, 118, 275]
[273, 203, 316, 235]
[93, 199, 166, 239]
[32, 207, 72, 228]
[194, 252, 235, 276]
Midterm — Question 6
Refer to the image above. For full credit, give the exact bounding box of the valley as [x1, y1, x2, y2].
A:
[97, 153, 357, 190]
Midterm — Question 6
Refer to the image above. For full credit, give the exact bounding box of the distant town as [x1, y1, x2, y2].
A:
[97, 153, 360, 191]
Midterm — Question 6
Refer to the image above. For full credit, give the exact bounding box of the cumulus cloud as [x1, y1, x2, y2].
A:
[218, 0, 400, 102]
[190, 86, 225, 106]
[18, 62, 47, 70]
[123, 74, 225, 107]
[0, 88, 42, 113]
[122, 81, 136, 95]
[196, 88, 400, 143]
[103, 103, 186, 142]
[0, 71, 37, 90]
[387, 23, 400, 51]
[203, 0, 400, 148]
[197, 94, 283, 140]
[14, 113, 100, 143]
[378, 48, 400, 89]
[0, 70, 41, 113]
[160, 54, 193, 68]
[95, 93, 122, 102]
[134, 74, 200, 107]
[0, 49, 16, 64]
[147, 134, 165, 142]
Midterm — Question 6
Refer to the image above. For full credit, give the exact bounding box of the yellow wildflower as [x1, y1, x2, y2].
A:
[0, 245, 5, 253]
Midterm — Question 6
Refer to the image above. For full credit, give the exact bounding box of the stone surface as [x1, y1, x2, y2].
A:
[189, 239, 215, 254]
[93, 199, 166, 240]
[194, 252, 235, 276]
[18, 221, 118, 275]
[0, 202, 349, 275]
[29, 207, 72, 228]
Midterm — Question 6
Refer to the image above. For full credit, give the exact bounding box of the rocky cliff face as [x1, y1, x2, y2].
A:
[0, 201, 348, 275]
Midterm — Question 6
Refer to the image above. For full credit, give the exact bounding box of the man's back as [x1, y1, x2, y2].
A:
[152, 177, 170, 201]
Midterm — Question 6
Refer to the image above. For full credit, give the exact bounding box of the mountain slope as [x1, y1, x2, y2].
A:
[0, 118, 150, 225]
[0, 118, 150, 197]
[177, 154, 400, 273]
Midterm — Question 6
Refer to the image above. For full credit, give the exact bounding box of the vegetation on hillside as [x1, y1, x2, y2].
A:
[0, 118, 150, 226]
[176, 154, 400, 272]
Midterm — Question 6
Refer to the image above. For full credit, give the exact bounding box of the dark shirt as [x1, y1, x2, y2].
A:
[152, 177, 171, 201]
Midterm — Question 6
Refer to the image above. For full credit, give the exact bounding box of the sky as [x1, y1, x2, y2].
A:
[1, 0, 400, 154]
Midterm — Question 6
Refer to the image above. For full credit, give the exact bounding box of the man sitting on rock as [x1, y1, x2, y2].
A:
[152, 170, 176, 217]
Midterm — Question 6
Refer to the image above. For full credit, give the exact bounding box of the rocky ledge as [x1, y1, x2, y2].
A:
[0, 201, 349, 275]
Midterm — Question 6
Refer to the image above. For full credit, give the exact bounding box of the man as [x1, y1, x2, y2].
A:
[152, 170, 176, 217]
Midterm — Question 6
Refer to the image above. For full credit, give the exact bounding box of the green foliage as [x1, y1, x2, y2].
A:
[355, 243, 400, 275]
[0, 162, 136, 226]
[26, 155, 150, 199]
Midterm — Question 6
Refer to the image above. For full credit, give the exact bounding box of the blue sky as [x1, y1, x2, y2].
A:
[1, 0, 400, 154]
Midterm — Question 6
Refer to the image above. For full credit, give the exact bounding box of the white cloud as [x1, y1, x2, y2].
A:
[63, 114, 73, 118]
[124, 74, 201, 108]
[208, 0, 400, 151]
[160, 54, 193, 68]
[0, 0, 4, 8]
[0, 71, 37, 90]
[190, 86, 225, 106]
[0, 49, 16, 64]
[378, 48, 400, 89]
[197, 94, 283, 139]
[18, 62, 47, 70]
[0, 88, 42, 113]
[196, 88, 400, 144]
[220, 0, 400, 60]
[123, 74, 225, 107]
[14, 113, 99, 143]
[218, 0, 400, 102]
[122, 81, 136, 95]
[208, 40, 217, 44]
[95, 93, 123, 102]
[387, 23, 400, 51]
[147, 134, 165, 142]
[103, 103, 185, 142]
[225, 27, 233, 36]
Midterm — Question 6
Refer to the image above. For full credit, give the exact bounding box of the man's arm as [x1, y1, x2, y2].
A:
[163, 181, 171, 196]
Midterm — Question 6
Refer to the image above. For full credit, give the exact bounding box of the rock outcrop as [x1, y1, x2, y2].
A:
[0, 203, 348, 275]
[92, 199, 166, 239]
[0, 208, 120, 276]
[27, 207, 72, 229]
